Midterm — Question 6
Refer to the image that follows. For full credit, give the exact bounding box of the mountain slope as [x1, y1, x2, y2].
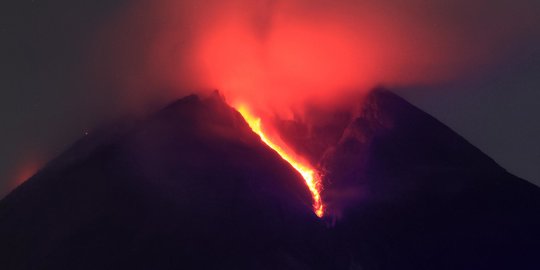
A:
[322, 89, 540, 269]
[0, 93, 331, 270]
[1, 89, 539, 270]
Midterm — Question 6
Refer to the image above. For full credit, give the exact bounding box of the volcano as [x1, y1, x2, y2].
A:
[1, 89, 539, 270]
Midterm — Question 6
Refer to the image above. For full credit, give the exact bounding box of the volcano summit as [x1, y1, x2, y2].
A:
[1, 89, 539, 270]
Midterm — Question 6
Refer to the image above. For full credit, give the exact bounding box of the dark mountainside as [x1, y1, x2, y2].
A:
[1, 89, 539, 269]
[320, 90, 540, 269]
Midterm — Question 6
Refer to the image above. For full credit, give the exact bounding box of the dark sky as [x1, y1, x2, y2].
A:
[1, 0, 539, 198]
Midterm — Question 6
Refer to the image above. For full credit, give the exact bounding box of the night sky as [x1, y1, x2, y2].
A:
[1, 0, 539, 198]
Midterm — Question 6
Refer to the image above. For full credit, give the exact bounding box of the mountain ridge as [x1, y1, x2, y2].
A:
[1, 88, 539, 270]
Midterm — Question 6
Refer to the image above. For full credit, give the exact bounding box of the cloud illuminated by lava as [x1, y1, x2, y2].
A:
[193, 0, 465, 115]
[87, 0, 540, 115]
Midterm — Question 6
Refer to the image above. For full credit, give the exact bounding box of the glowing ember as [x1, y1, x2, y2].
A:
[235, 104, 324, 218]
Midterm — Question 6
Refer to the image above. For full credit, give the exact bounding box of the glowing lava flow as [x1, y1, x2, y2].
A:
[235, 104, 324, 217]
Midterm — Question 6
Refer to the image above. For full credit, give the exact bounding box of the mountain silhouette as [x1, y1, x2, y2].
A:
[321, 89, 540, 269]
[1, 89, 539, 269]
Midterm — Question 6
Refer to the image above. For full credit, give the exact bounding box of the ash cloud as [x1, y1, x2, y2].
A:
[87, 0, 540, 114]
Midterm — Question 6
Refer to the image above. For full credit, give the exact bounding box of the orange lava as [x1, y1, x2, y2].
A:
[235, 104, 324, 218]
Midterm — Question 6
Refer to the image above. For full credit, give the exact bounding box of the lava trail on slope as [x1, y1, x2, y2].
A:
[1, 89, 540, 270]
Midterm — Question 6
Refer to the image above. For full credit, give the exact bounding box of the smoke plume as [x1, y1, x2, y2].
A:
[87, 0, 539, 115]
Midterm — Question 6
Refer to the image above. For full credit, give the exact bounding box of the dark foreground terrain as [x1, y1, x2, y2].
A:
[1, 89, 539, 269]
